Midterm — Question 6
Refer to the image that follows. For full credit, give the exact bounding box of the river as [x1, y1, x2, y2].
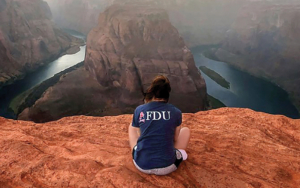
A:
[0, 41, 299, 119]
[191, 46, 300, 119]
[0, 31, 86, 119]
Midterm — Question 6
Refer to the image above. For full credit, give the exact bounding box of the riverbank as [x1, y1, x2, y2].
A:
[0, 29, 87, 119]
[191, 45, 300, 119]
[200, 47, 300, 115]
[199, 66, 230, 89]
[0, 37, 85, 90]
[9, 62, 84, 116]
[208, 95, 226, 109]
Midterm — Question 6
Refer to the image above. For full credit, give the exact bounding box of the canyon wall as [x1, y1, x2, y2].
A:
[45, 0, 115, 35]
[45, 0, 248, 46]
[213, 1, 300, 111]
[3, 108, 300, 187]
[158, 0, 248, 47]
[84, 4, 207, 112]
[0, 0, 83, 87]
[18, 3, 207, 123]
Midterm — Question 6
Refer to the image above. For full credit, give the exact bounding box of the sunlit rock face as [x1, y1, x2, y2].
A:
[213, 1, 300, 111]
[0, 0, 82, 86]
[3, 108, 300, 187]
[85, 3, 208, 113]
[18, 3, 207, 123]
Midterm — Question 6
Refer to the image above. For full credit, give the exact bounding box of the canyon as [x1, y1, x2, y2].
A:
[0, 0, 84, 88]
[17, 3, 208, 123]
[45, 0, 115, 35]
[1, 108, 300, 187]
[1, 1, 300, 187]
[212, 1, 300, 112]
[40, 0, 300, 116]
[45, 0, 248, 47]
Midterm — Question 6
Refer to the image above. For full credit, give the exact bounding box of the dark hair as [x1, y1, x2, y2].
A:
[142, 75, 171, 103]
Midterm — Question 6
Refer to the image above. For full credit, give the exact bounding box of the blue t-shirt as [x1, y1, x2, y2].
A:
[132, 101, 182, 170]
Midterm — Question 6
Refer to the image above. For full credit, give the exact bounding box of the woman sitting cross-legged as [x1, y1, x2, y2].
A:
[128, 75, 190, 175]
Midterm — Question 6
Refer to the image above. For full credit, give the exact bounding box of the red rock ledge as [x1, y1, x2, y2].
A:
[1, 108, 300, 187]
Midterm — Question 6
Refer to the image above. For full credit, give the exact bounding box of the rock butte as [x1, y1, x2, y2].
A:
[84, 4, 207, 111]
[1, 108, 300, 187]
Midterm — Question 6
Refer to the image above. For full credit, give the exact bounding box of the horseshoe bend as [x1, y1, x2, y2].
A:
[17, 3, 208, 123]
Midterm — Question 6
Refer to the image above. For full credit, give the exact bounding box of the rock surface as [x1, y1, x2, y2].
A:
[212, 1, 300, 111]
[18, 3, 207, 123]
[0, 0, 84, 87]
[2, 108, 300, 187]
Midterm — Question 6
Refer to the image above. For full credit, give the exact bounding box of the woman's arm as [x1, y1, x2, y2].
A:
[174, 126, 181, 142]
[129, 123, 140, 150]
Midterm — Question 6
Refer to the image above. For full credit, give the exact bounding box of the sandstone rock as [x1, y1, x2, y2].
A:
[213, 1, 300, 112]
[2, 108, 300, 187]
[85, 3, 207, 112]
[0, 0, 84, 86]
[18, 3, 207, 123]
[18, 67, 128, 123]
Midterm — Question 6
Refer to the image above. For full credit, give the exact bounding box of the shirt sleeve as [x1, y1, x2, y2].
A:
[177, 110, 182, 127]
[132, 108, 140, 128]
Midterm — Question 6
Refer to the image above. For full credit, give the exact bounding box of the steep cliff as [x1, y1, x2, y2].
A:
[0, 0, 84, 87]
[2, 108, 300, 187]
[85, 4, 207, 112]
[212, 1, 300, 112]
[17, 3, 207, 123]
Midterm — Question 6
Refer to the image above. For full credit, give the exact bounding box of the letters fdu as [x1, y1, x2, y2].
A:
[146, 111, 171, 120]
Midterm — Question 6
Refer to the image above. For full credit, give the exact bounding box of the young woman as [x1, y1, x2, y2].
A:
[128, 75, 190, 175]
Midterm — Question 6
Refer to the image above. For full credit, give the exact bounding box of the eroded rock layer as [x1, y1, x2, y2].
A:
[0, 0, 83, 86]
[2, 108, 300, 187]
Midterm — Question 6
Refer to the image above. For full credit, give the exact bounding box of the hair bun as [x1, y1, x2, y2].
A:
[142, 75, 171, 102]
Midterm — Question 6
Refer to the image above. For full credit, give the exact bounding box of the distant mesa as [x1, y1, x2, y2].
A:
[17, 3, 208, 123]
[199, 66, 230, 89]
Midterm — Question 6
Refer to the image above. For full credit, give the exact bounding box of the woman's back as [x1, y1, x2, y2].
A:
[132, 101, 182, 170]
[129, 75, 190, 175]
